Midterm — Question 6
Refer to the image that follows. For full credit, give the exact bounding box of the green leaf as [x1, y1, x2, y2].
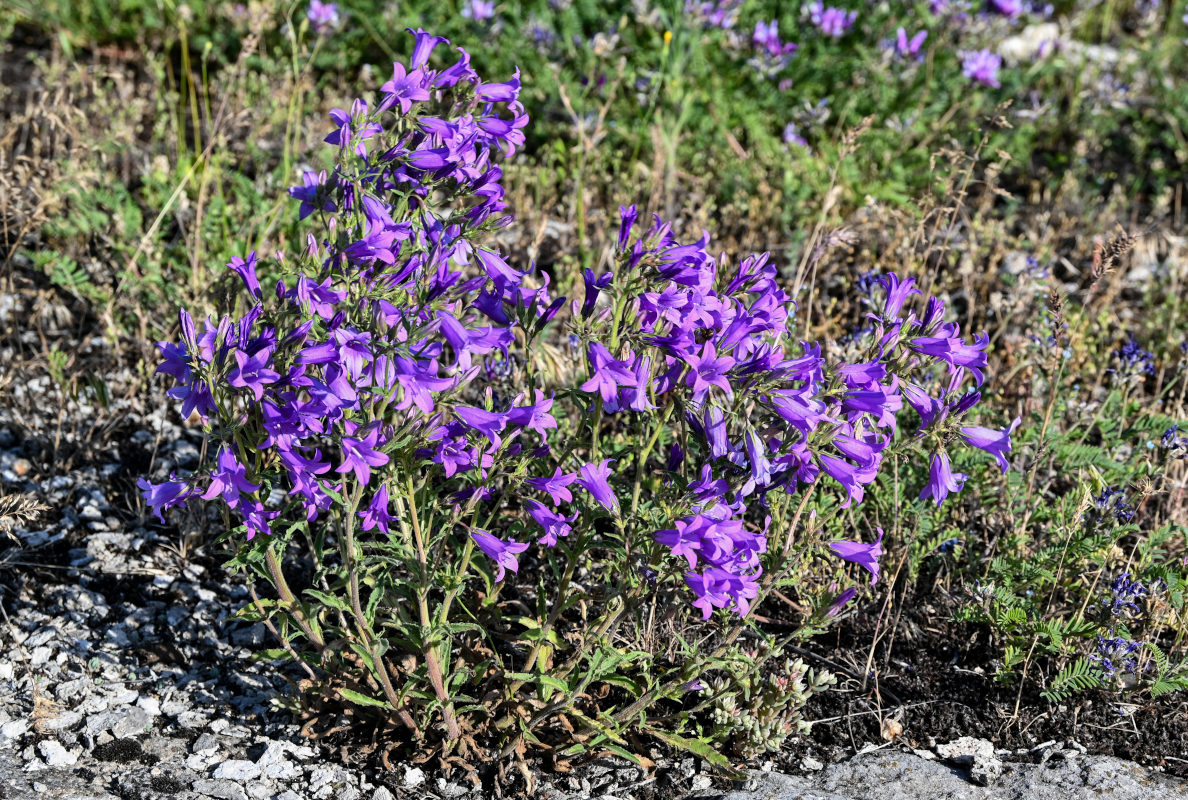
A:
[645, 726, 744, 778]
[304, 589, 351, 613]
[338, 688, 394, 710]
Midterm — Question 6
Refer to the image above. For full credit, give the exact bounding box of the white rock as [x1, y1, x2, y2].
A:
[212, 759, 262, 781]
[38, 739, 78, 767]
[403, 767, 426, 788]
[935, 736, 1003, 786]
[113, 707, 152, 738]
[137, 696, 161, 716]
[1, 719, 29, 740]
[42, 710, 83, 731]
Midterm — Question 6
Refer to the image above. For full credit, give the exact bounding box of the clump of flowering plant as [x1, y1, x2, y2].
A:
[143, 29, 1017, 764]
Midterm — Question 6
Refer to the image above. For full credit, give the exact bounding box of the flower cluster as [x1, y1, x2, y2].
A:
[142, 30, 533, 545]
[895, 28, 928, 60]
[804, 3, 857, 38]
[581, 210, 1014, 615]
[750, 20, 798, 77]
[306, 0, 340, 35]
[143, 28, 1017, 624]
[1162, 424, 1188, 460]
[686, 0, 742, 30]
[961, 49, 1002, 87]
[1109, 337, 1155, 382]
[1095, 486, 1136, 525]
[1104, 572, 1147, 617]
[1092, 632, 1143, 682]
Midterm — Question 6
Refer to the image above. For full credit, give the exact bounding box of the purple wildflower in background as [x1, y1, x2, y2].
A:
[1109, 337, 1155, 381]
[307, 0, 340, 35]
[829, 529, 883, 585]
[783, 122, 809, 149]
[462, 0, 495, 21]
[472, 529, 529, 582]
[990, 0, 1023, 17]
[895, 28, 928, 59]
[961, 49, 1002, 87]
[686, 0, 742, 29]
[804, 2, 856, 37]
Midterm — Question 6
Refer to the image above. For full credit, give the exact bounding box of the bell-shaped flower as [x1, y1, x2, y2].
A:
[959, 417, 1020, 473]
[829, 528, 884, 585]
[919, 451, 967, 507]
[472, 529, 529, 582]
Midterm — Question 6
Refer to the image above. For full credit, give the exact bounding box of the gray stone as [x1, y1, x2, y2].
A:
[702, 750, 1188, 800]
[194, 779, 250, 800]
[192, 733, 220, 756]
[112, 707, 152, 739]
[254, 741, 287, 766]
[212, 759, 262, 781]
[41, 710, 83, 731]
[373, 788, 395, 800]
[136, 696, 161, 716]
[935, 736, 1003, 786]
[245, 782, 273, 800]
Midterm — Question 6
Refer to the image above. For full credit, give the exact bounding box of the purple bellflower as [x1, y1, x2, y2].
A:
[472, 529, 529, 581]
[829, 528, 883, 585]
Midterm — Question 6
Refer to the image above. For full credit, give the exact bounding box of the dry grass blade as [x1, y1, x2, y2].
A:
[0, 493, 49, 544]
